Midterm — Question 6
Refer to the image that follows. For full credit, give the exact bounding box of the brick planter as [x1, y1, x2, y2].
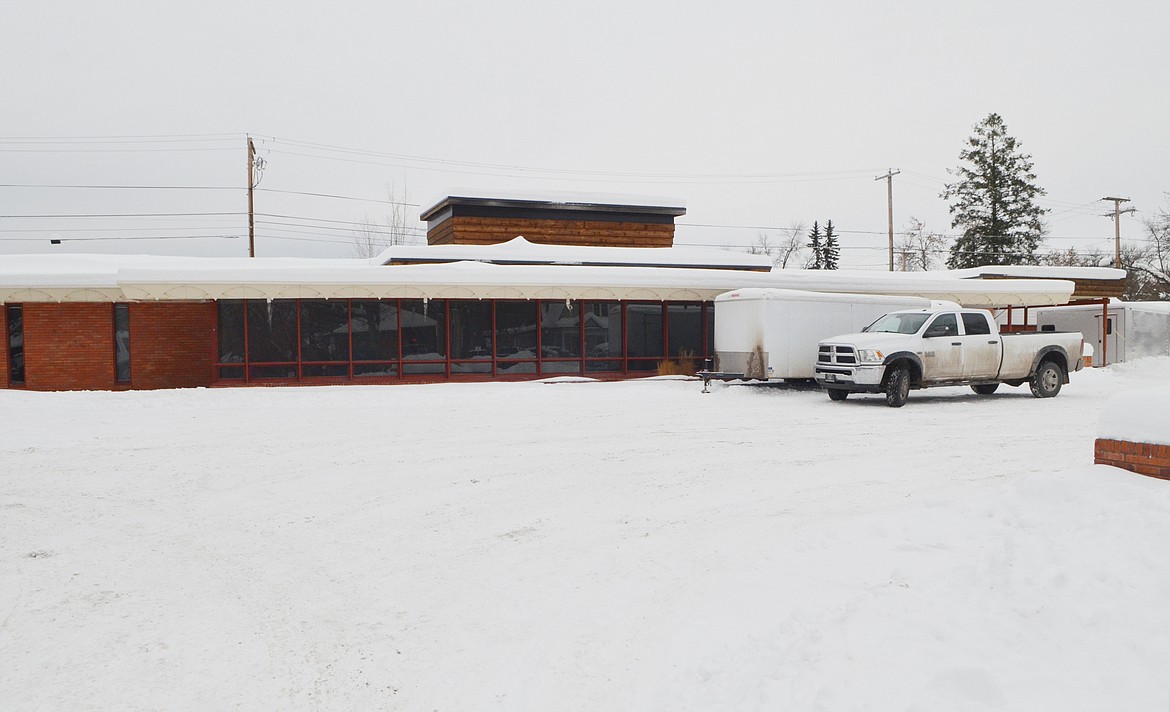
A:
[1095, 438, 1170, 480]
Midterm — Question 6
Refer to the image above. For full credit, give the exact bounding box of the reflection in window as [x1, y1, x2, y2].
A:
[540, 301, 581, 374]
[217, 300, 245, 364]
[6, 305, 24, 385]
[300, 300, 350, 363]
[496, 301, 538, 374]
[928, 313, 959, 337]
[584, 301, 622, 372]
[247, 300, 298, 364]
[627, 303, 664, 358]
[961, 312, 991, 335]
[668, 303, 703, 357]
[352, 300, 398, 361]
[401, 299, 446, 375]
[449, 300, 492, 373]
[114, 303, 130, 383]
[705, 304, 714, 360]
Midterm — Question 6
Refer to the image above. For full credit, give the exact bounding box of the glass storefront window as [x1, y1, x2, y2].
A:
[352, 300, 398, 361]
[668, 303, 703, 357]
[401, 299, 447, 375]
[449, 300, 491, 373]
[209, 297, 715, 383]
[584, 301, 622, 372]
[6, 304, 24, 385]
[114, 303, 130, 383]
[247, 300, 297, 364]
[496, 301, 538, 374]
[300, 300, 350, 363]
[540, 301, 580, 358]
[217, 300, 245, 364]
[626, 303, 664, 358]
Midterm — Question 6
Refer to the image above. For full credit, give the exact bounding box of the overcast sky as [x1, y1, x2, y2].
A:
[2, 0, 1167, 268]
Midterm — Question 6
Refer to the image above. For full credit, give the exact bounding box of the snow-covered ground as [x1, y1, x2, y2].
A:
[3, 360, 1170, 711]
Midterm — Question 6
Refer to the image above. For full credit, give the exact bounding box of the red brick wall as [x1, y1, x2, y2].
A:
[22, 302, 119, 391]
[2, 301, 216, 391]
[1095, 438, 1170, 481]
[129, 301, 215, 389]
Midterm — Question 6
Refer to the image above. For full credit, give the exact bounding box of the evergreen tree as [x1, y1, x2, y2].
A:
[822, 220, 840, 269]
[942, 113, 1048, 268]
[806, 221, 823, 269]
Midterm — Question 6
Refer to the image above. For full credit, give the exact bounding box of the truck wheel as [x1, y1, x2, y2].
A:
[884, 367, 910, 408]
[971, 383, 999, 395]
[1029, 361, 1063, 398]
[827, 388, 848, 401]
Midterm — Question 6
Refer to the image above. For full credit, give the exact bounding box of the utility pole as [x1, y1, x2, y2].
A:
[876, 169, 900, 271]
[1101, 196, 1135, 267]
[247, 135, 257, 258]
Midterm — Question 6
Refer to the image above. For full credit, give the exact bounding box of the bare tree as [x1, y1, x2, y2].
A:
[350, 181, 420, 258]
[748, 221, 806, 268]
[1142, 195, 1170, 281]
[896, 217, 948, 271]
[1039, 242, 1166, 301]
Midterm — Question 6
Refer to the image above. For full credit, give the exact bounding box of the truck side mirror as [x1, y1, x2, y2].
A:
[924, 325, 947, 338]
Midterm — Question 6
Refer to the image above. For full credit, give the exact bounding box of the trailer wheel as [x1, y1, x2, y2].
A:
[827, 388, 849, 401]
[1029, 360, 1063, 398]
[884, 367, 910, 408]
[971, 383, 999, 395]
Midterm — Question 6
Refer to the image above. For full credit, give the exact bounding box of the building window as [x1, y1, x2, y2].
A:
[210, 297, 709, 383]
[114, 303, 131, 383]
[495, 301, 538, 375]
[449, 300, 492, 374]
[667, 303, 703, 357]
[584, 301, 622, 372]
[540, 300, 581, 375]
[217, 300, 246, 379]
[6, 304, 24, 386]
[626, 302, 664, 372]
[246, 300, 297, 379]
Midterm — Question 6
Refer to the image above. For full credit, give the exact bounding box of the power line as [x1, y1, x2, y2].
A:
[0, 133, 240, 143]
[0, 146, 236, 153]
[256, 188, 419, 206]
[254, 133, 886, 181]
[1, 211, 245, 219]
[3, 234, 241, 242]
[0, 183, 239, 190]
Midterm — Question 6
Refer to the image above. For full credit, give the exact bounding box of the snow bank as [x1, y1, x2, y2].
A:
[3, 360, 1169, 710]
[1097, 382, 1170, 445]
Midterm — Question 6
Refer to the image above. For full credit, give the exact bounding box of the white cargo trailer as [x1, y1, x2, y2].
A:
[705, 288, 932, 382]
[1033, 300, 1170, 365]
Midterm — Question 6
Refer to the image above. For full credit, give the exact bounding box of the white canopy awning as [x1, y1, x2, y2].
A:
[1, 253, 1081, 308]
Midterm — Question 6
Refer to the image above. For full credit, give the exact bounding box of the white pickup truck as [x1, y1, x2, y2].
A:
[814, 307, 1084, 407]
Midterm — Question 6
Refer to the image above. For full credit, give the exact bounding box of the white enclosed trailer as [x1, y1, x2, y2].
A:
[1034, 300, 1170, 365]
[707, 288, 932, 381]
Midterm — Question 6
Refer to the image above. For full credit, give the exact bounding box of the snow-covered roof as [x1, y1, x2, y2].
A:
[948, 265, 1127, 281]
[0, 253, 1078, 307]
[714, 287, 930, 308]
[374, 236, 771, 270]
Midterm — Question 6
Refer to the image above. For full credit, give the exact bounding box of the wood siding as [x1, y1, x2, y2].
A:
[429, 216, 675, 248]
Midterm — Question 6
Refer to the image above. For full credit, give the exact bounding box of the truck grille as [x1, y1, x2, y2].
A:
[818, 345, 856, 364]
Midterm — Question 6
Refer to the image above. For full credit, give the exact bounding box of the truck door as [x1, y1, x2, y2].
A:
[959, 311, 1000, 378]
[921, 312, 963, 380]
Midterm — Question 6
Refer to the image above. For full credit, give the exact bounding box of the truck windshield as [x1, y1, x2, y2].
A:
[865, 313, 931, 334]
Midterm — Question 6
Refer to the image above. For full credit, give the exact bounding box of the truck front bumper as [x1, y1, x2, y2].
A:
[814, 363, 885, 391]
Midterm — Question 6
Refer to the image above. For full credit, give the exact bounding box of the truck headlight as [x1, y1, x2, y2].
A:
[857, 349, 884, 363]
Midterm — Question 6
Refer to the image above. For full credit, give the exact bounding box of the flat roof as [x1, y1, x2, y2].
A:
[0, 253, 1078, 308]
[419, 194, 687, 222]
[375, 236, 770, 271]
